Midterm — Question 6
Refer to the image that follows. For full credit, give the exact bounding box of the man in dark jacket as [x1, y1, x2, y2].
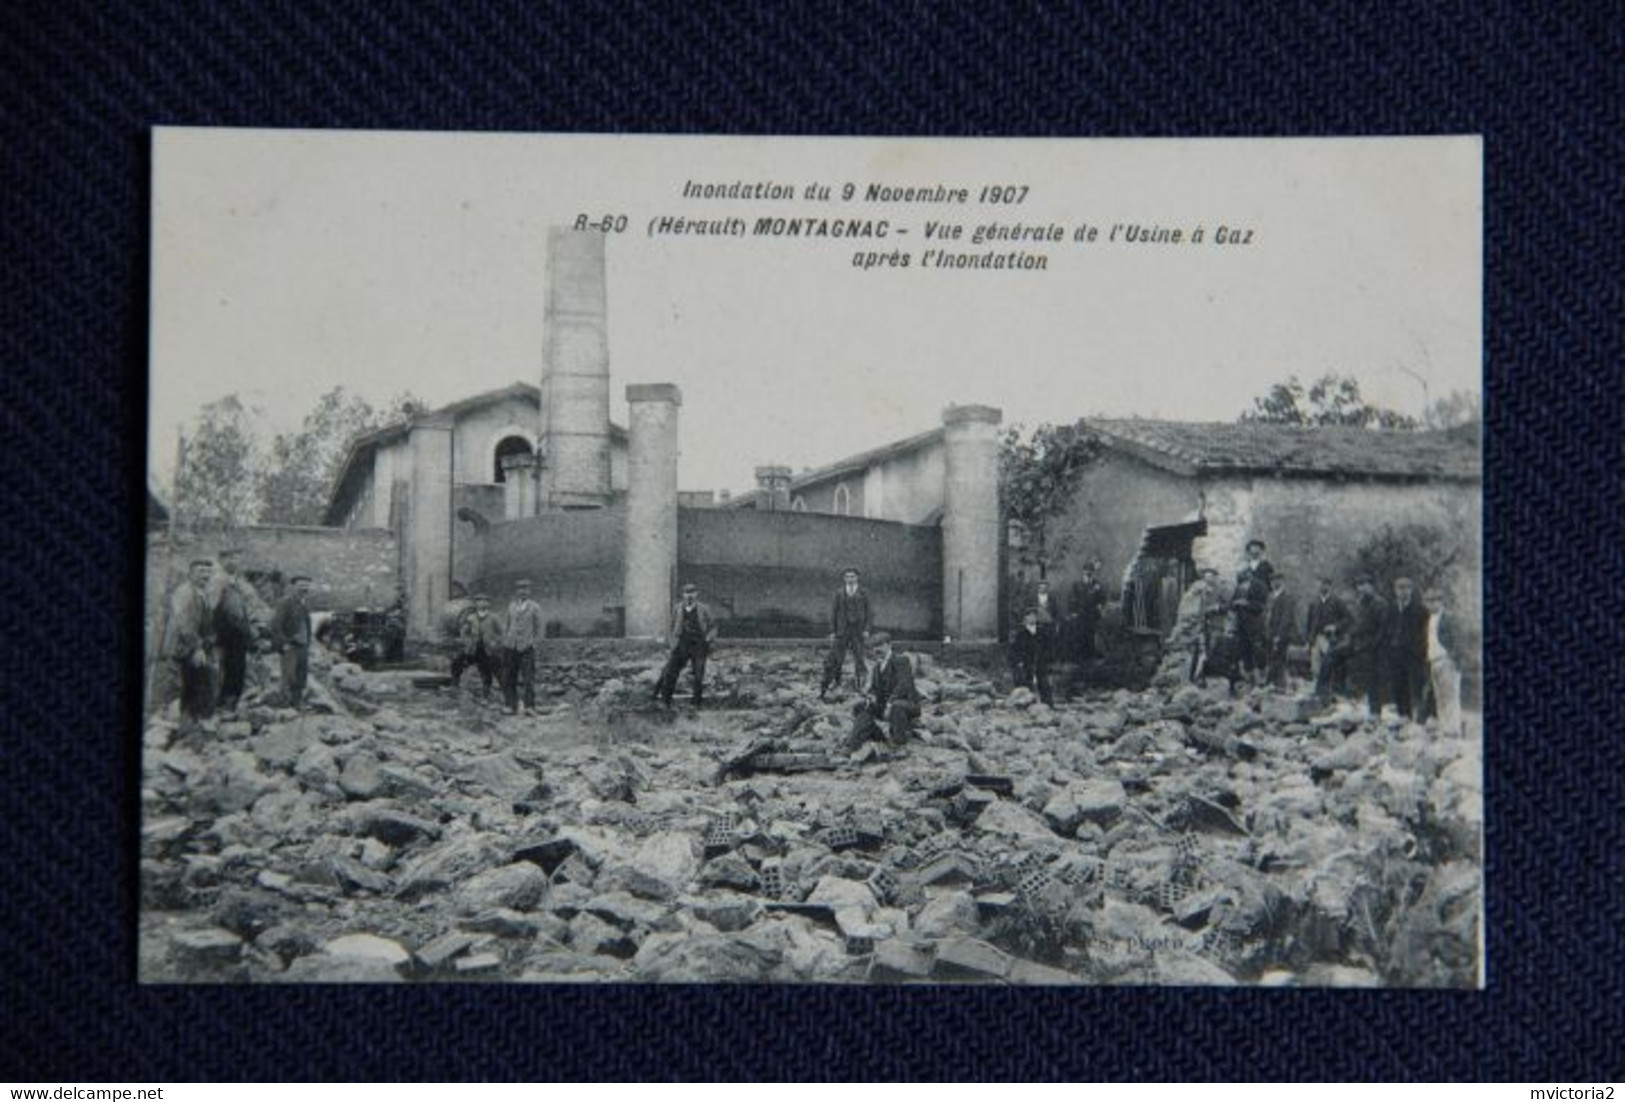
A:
[210, 547, 255, 714]
[1031, 578, 1063, 690]
[1263, 572, 1299, 689]
[270, 574, 314, 710]
[1347, 576, 1390, 716]
[656, 582, 717, 707]
[819, 568, 870, 699]
[1232, 539, 1275, 684]
[1010, 607, 1052, 703]
[1386, 576, 1430, 719]
[1305, 575, 1352, 702]
[1069, 562, 1107, 660]
[866, 632, 920, 745]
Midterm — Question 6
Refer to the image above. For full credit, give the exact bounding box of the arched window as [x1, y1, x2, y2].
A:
[493, 435, 534, 483]
[791, 495, 806, 512]
[833, 483, 851, 516]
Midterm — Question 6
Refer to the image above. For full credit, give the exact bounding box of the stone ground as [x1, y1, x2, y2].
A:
[139, 642, 1482, 987]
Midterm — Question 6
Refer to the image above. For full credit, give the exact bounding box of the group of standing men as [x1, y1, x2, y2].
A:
[450, 580, 547, 715]
[1190, 538, 1465, 732]
[1008, 563, 1109, 705]
[160, 550, 314, 734]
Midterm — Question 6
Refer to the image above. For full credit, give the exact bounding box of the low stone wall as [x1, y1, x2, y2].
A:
[467, 506, 944, 638]
[678, 508, 942, 639]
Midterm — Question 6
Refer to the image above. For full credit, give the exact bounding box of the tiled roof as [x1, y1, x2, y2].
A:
[1085, 419, 1481, 481]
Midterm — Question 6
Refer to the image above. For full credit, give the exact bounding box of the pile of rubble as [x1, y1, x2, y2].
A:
[140, 646, 1481, 986]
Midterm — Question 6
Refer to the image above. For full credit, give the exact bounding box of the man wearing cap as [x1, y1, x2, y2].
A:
[1231, 538, 1275, 685]
[1068, 561, 1106, 661]
[210, 547, 254, 714]
[453, 593, 501, 698]
[1347, 576, 1390, 716]
[270, 574, 314, 710]
[1305, 575, 1352, 702]
[163, 558, 218, 732]
[1386, 577, 1430, 719]
[501, 580, 546, 715]
[819, 567, 870, 700]
[1010, 607, 1052, 704]
[1263, 572, 1299, 689]
[866, 633, 920, 745]
[656, 582, 716, 708]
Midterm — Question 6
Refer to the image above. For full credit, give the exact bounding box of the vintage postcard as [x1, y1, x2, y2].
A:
[142, 130, 1482, 986]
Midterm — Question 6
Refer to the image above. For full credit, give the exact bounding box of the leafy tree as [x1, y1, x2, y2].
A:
[1241, 372, 1419, 429]
[998, 421, 1103, 574]
[1351, 522, 1467, 596]
[258, 387, 423, 525]
[1422, 388, 1482, 442]
[172, 395, 263, 529]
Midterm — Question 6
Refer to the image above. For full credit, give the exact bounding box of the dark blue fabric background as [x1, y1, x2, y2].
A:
[2, 0, 1621, 1082]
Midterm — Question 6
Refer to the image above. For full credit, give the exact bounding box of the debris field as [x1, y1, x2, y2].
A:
[140, 643, 1481, 986]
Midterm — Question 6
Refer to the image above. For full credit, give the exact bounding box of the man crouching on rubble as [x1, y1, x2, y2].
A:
[655, 582, 716, 708]
[863, 632, 920, 746]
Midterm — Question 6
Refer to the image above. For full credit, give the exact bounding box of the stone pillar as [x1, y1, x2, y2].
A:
[754, 465, 792, 512]
[941, 404, 1002, 641]
[502, 453, 541, 519]
[405, 412, 455, 640]
[623, 384, 682, 639]
[540, 228, 612, 509]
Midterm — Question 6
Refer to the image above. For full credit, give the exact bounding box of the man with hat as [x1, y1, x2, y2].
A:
[819, 567, 870, 700]
[270, 574, 314, 710]
[1263, 571, 1299, 689]
[163, 558, 218, 732]
[866, 632, 920, 746]
[1386, 576, 1430, 719]
[1068, 560, 1107, 661]
[656, 582, 716, 708]
[1010, 607, 1052, 704]
[501, 579, 546, 715]
[1347, 575, 1390, 716]
[453, 593, 501, 698]
[210, 547, 254, 714]
[1305, 574, 1352, 702]
[1231, 538, 1275, 685]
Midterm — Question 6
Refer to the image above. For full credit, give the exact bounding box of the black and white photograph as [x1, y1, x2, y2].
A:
[141, 130, 1482, 987]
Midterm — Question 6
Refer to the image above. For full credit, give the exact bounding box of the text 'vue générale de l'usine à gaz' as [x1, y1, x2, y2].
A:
[567, 177, 1258, 274]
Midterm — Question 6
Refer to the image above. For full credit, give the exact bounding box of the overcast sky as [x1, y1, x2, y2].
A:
[150, 130, 1481, 495]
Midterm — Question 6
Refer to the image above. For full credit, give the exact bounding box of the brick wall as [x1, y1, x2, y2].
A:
[144, 524, 400, 659]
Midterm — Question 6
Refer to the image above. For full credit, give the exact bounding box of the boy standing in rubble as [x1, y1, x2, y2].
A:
[1010, 607, 1052, 704]
[819, 567, 870, 700]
